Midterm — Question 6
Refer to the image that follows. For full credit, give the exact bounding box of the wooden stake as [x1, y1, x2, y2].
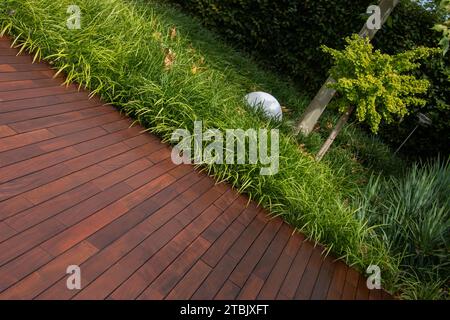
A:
[316, 105, 355, 161]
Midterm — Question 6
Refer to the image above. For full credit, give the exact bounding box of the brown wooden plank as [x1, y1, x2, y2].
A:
[0, 40, 13, 49]
[0, 241, 98, 299]
[41, 174, 177, 257]
[71, 184, 223, 300]
[47, 113, 122, 136]
[0, 128, 55, 153]
[0, 55, 34, 64]
[165, 260, 212, 300]
[0, 137, 137, 203]
[44, 139, 129, 174]
[4, 182, 101, 233]
[369, 288, 383, 300]
[341, 268, 360, 300]
[0, 141, 125, 204]
[294, 249, 325, 299]
[37, 125, 108, 153]
[235, 224, 292, 299]
[257, 233, 303, 299]
[0, 125, 16, 138]
[193, 254, 239, 300]
[0, 164, 72, 214]
[200, 219, 247, 268]
[228, 218, 283, 288]
[201, 194, 248, 243]
[252, 223, 292, 282]
[37, 178, 213, 300]
[72, 127, 142, 155]
[9, 106, 112, 133]
[0, 248, 52, 292]
[0, 127, 107, 168]
[101, 119, 132, 133]
[23, 165, 107, 205]
[277, 241, 314, 299]
[0, 218, 67, 267]
[355, 274, 370, 300]
[214, 189, 240, 211]
[0, 222, 16, 243]
[0, 78, 61, 92]
[382, 290, 394, 300]
[326, 261, 348, 300]
[109, 204, 223, 299]
[310, 256, 335, 300]
[0, 146, 80, 185]
[124, 158, 175, 189]
[0, 70, 55, 83]
[93, 157, 153, 190]
[226, 213, 269, 263]
[0, 92, 90, 113]
[214, 280, 241, 300]
[73, 221, 180, 299]
[55, 183, 133, 228]
[146, 146, 171, 163]
[85, 169, 198, 250]
[0, 62, 49, 72]
[0, 48, 20, 56]
[0, 99, 103, 125]
[138, 237, 211, 300]
[237, 274, 265, 299]
[0, 196, 34, 221]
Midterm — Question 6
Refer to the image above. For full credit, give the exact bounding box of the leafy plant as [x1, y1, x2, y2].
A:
[433, 0, 450, 55]
[315, 35, 436, 161]
[322, 35, 436, 134]
[354, 159, 450, 299]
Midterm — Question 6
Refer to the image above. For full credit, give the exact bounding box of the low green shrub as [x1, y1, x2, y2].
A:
[354, 159, 450, 299]
[321, 35, 436, 134]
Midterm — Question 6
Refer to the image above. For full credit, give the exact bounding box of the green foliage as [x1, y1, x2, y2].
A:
[172, 0, 449, 160]
[170, 0, 439, 91]
[354, 159, 450, 299]
[433, 0, 450, 55]
[169, 0, 375, 92]
[322, 35, 436, 133]
[375, 52, 449, 162]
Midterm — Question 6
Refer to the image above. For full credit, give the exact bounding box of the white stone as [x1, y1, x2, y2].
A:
[245, 91, 282, 121]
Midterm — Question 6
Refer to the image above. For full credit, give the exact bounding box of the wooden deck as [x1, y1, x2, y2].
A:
[0, 36, 390, 300]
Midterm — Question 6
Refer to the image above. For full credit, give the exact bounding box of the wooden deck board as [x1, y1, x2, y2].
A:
[0, 36, 392, 300]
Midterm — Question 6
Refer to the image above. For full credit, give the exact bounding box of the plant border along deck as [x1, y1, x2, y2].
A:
[0, 36, 392, 300]
[1, 0, 399, 294]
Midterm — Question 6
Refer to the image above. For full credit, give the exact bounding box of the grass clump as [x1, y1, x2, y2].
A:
[354, 159, 450, 299]
[1, 0, 400, 293]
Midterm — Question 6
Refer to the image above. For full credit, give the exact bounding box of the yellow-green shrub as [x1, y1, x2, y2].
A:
[322, 35, 438, 133]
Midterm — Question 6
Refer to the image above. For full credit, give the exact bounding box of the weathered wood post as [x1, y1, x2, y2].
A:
[315, 105, 355, 161]
[294, 0, 400, 136]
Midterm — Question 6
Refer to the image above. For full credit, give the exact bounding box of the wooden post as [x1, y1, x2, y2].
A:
[316, 105, 355, 161]
[294, 0, 400, 136]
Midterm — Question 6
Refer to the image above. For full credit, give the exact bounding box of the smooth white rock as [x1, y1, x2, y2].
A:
[244, 91, 282, 120]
